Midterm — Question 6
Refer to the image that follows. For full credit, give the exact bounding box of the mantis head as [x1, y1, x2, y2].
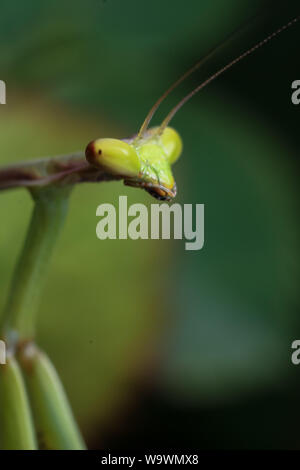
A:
[85, 126, 182, 201]
[86, 14, 300, 200]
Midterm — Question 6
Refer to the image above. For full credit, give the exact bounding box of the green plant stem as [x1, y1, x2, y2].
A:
[1, 185, 71, 345]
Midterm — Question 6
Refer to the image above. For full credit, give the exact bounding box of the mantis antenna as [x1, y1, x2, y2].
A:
[137, 12, 263, 138]
[156, 15, 300, 134]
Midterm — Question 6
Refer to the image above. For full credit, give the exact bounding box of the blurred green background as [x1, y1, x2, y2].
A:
[0, 0, 299, 449]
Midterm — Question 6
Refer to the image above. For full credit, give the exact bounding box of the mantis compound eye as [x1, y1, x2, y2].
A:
[161, 127, 183, 164]
[85, 138, 141, 177]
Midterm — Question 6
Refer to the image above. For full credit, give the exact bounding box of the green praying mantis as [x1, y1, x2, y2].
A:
[0, 15, 298, 199]
[0, 14, 299, 450]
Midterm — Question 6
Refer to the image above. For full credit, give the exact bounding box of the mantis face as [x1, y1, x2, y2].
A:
[85, 127, 182, 201]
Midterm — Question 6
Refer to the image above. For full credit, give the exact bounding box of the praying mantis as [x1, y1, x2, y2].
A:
[0, 13, 299, 450]
[0, 15, 299, 199]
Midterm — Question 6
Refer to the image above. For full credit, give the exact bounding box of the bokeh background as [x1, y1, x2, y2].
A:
[0, 0, 299, 449]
